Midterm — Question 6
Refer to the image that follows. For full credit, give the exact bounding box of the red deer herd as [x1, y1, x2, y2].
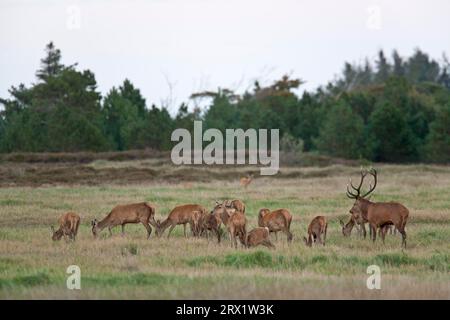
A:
[51, 168, 410, 249]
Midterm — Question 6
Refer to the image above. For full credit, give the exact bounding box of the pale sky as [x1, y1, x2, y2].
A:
[1, 0, 449, 114]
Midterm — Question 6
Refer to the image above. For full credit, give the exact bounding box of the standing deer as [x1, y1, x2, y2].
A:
[240, 227, 275, 249]
[156, 204, 207, 238]
[51, 212, 80, 241]
[258, 208, 293, 242]
[303, 216, 327, 247]
[199, 211, 222, 243]
[240, 174, 253, 188]
[211, 203, 246, 248]
[346, 168, 409, 248]
[91, 202, 156, 239]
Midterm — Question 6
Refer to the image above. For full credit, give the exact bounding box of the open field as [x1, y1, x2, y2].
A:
[0, 159, 449, 299]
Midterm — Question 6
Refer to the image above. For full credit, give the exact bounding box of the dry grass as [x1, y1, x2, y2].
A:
[0, 162, 449, 299]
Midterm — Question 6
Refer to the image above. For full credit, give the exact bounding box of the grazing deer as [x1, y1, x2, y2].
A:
[258, 208, 293, 242]
[346, 168, 409, 248]
[91, 202, 156, 239]
[240, 174, 253, 188]
[51, 212, 80, 241]
[340, 216, 369, 238]
[240, 227, 275, 249]
[303, 216, 328, 247]
[340, 217, 394, 238]
[223, 199, 246, 214]
[211, 201, 246, 247]
[156, 204, 207, 238]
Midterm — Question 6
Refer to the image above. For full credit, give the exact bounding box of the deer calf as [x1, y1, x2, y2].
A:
[91, 202, 156, 239]
[240, 227, 275, 249]
[258, 208, 293, 242]
[303, 216, 327, 247]
[51, 212, 80, 241]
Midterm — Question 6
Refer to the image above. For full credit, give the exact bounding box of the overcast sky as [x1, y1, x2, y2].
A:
[1, 0, 449, 113]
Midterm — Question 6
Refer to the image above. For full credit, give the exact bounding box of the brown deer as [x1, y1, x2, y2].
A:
[223, 199, 246, 214]
[198, 211, 222, 243]
[156, 204, 207, 238]
[346, 168, 409, 248]
[91, 202, 156, 239]
[240, 227, 275, 249]
[258, 208, 293, 242]
[240, 174, 253, 188]
[303, 216, 327, 247]
[340, 217, 395, 238]
[340, 216, 370, 238]
[226, 209, 247, 248]
[51, 212, 80, 241]
[211, 202, 246, 247]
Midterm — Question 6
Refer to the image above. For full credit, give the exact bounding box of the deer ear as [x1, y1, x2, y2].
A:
[339, 220, 344, 227]
[51, 226, 55, 233]
[215, 200, 219, 205]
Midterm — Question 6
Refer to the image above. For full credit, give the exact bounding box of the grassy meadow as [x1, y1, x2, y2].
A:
[0, 158, 449, 299]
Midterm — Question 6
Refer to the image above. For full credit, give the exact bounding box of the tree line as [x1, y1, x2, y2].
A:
[0, 42, 449, 163]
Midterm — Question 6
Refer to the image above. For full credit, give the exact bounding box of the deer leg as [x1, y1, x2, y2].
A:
[381, 226, 387, 244]
[262, 239, 275, 249]
[362, 223, 367, 239]
[141, 222, 152, 239]
[398, 227, 407, 249]
[371, 224, 377, 243]
[108, 227, 113, 237]
[167, 224, 176, 238]
[121, 224, 125, 236]
[216, 229, 221, 244]
[275, 232, 278, 241]
[317, 233, 323, 246]
[183, 224, 187, 238]
[286, 230, 293, 243]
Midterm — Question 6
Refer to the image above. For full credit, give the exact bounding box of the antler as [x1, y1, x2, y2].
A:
[346, 168, 378, 199]
[346, 169, 368, 199]
[361, 168, 377, 198]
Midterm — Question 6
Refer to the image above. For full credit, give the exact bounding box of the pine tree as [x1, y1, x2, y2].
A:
[35, 42, 65, 81]
[314, 102, 365, 159]
[375, 50, 391, 83]
[423, 103, 450, 162]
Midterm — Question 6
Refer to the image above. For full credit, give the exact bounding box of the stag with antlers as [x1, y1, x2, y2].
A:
[345, 168, 409, 248]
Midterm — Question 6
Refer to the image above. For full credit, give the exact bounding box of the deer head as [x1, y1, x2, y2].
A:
[91, 219, 99, 238]
[51, 225, 63, 241]
[339, 219, 354, 237]
[346, 168, 377, 222]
